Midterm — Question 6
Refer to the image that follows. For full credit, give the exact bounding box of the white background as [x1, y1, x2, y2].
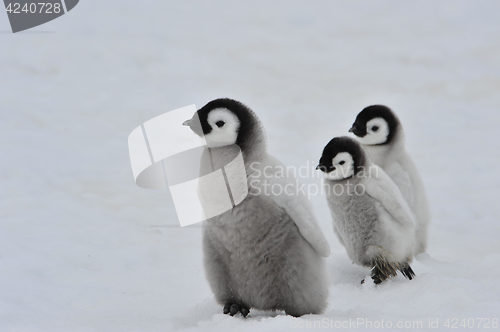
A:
[1, 1, 499, 331]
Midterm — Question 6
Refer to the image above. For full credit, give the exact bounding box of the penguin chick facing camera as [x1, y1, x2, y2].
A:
[183, 98, 330, 317]
[317, 136, 416, 284]
[349, 105, 430, 255]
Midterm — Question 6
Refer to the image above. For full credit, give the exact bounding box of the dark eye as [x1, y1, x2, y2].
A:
[216, 120, 225, 128]
[339, 161, 345, 165]
[372, 126, 379, 132]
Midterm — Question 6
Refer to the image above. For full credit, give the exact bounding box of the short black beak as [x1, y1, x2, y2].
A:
[182, 115, 204, 136]
[316, 165, 322, 171]
[349, 125, 365, 137]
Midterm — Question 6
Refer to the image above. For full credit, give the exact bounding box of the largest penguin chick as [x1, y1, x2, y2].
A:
[349, 105, 430, 255]
[183, 98, 330, 317]
[317, 136, 416, 284]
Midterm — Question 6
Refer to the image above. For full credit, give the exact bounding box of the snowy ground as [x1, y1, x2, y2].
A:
[1, 1, 500, 331]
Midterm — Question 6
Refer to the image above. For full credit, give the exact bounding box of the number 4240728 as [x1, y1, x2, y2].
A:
[444, 318, 498, 329]
[5, 3, 62, 14]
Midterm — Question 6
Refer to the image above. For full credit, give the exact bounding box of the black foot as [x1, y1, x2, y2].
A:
[223, 302, 250, 317]
[371, 265, 388, 284]
[241, 307, 250, 317]
[400, 265, 416, 280]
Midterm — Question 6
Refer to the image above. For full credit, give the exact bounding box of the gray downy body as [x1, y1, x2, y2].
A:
[203, 191, 327, 316]
[324, 174, 414, 282]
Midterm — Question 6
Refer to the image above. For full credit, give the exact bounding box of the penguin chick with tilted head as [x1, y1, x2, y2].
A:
[349, 105, 430, 255]
[317, 136, 416, 284]
[183, 98, 330, 317]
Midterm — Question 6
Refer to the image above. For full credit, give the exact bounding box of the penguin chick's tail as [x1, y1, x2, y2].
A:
[370, 256, 415, 284]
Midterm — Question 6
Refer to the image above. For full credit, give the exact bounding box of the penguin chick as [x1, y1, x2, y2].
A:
[183, 98, 330, 317]
[318, 136, 416, 284]
[349, 105, 430, 255]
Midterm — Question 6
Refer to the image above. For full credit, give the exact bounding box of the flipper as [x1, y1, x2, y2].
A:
[362, 165, 416, 229]
[263, 156, 331, 258]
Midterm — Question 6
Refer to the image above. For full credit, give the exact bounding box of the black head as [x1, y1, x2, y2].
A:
[183, 98, 264, 154]
[349, 105, 399, 145]
[317, 136, 366, 179]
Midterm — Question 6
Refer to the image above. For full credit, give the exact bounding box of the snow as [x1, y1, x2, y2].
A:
[1, 0, 500, 331]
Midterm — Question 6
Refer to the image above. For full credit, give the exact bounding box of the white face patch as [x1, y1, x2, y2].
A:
[324, 152, 354, 180]
[205, 108, 241, 148]
[355, 117, 389, 145]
